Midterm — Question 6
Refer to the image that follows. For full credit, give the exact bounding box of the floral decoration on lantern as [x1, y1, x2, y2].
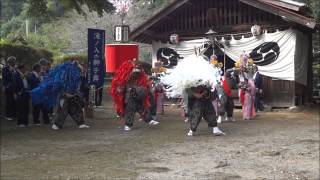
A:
[211, 59, 218, 65]
[234, 53, 257, 79]
[170, 34, 179, 44]
[234, 60, 241, 69]
[154, 61, 162, 68]
[159, 67, 167, 73]
[152, 61, 167, 73]
[251, 24, 262, 36]
[210, 54, 223, 68]
[248, 58, 254, 65]
[238, 81, 249, 90]
[246, 58, 256, 74]
[210, 54, 218, 64]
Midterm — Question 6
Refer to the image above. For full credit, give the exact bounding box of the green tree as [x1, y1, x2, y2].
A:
[26, 23, 69, 55]
[308, 0, 320, 23]
[0, 17, 25, 38]
[0, 0, 25, 22]
[26, 0, 115, 18]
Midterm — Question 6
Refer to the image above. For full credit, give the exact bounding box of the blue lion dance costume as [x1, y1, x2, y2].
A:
[31, 61, 89, 129]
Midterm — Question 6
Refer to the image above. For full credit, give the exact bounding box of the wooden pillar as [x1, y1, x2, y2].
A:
[306, 30, 314, 104]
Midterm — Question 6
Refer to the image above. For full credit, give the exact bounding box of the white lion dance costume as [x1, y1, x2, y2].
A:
[161, 55, 225, 136]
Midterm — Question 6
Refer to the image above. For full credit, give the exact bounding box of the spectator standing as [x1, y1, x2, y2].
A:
[221, 72, 236, 122]
[2, 56, 16, 120]
[13, 64, 30, 127]
[95, 86, 103, 106]
[28, 63, 50, 125]
[39, 58, 54, 116]
[155, 82, 165, 115]
[80, 64, 89, 103]
[253, 66, 264, 112]
[239, 77, 256, 120]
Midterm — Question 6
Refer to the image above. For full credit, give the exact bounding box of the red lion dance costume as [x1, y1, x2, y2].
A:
[110, 59, 159, 131]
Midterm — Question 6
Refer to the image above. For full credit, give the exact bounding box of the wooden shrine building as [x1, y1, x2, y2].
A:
[130, 0, 317, 107]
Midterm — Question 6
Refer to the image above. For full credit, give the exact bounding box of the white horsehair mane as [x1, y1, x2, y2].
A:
[160, 55, 221, 98]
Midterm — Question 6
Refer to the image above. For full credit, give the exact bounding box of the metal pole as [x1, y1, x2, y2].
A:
[34, 19, 37, 34]
[223, 44, 226, 73]
[90, 85, 96, 107]
[214, 40, 226, 73]
[25, 19, 29, 37]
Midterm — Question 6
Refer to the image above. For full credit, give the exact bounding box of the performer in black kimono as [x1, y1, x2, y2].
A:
[110, 59, 159, 131]
[2, 56, 16, 120]
[254, 66, 264, 112]
[160, 55, 226, 136]
[13, 64, 29, 127]
[30, 61, 90, 130]
[187, 85, 225, 136]
[217, 72, 236, 123]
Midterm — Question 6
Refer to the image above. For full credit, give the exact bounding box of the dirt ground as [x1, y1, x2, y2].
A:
[1, 96, 319, 180]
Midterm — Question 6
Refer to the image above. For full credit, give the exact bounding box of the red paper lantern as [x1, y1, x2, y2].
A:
[105, 44, 139, 73]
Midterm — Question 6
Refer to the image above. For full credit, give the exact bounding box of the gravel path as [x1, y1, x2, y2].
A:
[1, 98, 319, 179]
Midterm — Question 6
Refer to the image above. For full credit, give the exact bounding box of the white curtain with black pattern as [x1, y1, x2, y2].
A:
[152, 39, 210, 67]
[219, 29, 307, 85]
[152, 29, 308, 85]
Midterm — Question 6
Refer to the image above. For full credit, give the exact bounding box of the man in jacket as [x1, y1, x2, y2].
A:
[2, 56, 16, 120]
[28, 63, 50, 125]
[253, 66, 264, 112]
[13, 64, 29, 127]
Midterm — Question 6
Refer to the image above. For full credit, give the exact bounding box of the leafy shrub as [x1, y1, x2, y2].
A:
[0, 43, 53, 69]
[53, 54, 88, 65]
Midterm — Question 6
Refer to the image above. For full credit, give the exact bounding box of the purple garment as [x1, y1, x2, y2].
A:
[242, 79, 256, 120]
[212, 99, 219, 116]
[155, 83, 165, 114]
[156, 93, 164, 114]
